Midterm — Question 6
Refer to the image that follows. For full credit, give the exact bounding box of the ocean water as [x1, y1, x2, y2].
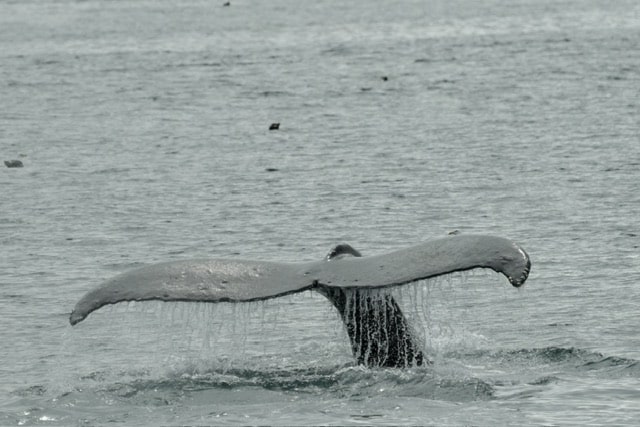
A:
[1, 0, 639, 425]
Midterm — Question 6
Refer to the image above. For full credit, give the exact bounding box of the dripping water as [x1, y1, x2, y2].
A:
[62, 268, 519, 386]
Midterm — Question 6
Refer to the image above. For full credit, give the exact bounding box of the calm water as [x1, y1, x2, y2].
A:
[1, 0, 639, 425]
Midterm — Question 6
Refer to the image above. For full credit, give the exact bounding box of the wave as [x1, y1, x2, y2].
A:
[14, 347, 638, 409]
[475, 346, 639, 370]
[96, 364, 496, 403]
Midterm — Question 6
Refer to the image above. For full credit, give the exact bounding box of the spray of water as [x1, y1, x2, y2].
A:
[63, 269, 511, 382]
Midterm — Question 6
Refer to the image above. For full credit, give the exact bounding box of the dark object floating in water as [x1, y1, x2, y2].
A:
[69, 235, 531, 368]
[265, 168, 279, 172]
[222, 1, 230, 6]
[382, 76, 388, 81]
[269, 123, 280, 130]
[4, 160, 23, 168]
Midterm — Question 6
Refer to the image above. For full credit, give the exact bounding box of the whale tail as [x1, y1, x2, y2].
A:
[320, 286, 426, 367]
[69, 235, 531, 368]
[320, 244, 425, 367]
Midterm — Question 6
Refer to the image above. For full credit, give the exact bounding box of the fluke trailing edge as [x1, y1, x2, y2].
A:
[69, 234, 531, 367]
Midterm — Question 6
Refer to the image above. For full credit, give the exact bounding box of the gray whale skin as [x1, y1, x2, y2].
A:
[70, 234, 531, 368]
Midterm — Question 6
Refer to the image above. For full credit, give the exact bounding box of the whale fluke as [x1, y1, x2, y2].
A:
[69, 234, 531, 367]
[69, 259, 315, 326]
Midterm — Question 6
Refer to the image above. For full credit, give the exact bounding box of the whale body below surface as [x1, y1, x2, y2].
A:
[70, 235, 531, 367]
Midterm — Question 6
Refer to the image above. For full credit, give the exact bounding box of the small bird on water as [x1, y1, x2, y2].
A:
[4, 160, 23, 168]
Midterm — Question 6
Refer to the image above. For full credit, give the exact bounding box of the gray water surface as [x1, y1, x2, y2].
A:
[1, 0, 639, 425]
